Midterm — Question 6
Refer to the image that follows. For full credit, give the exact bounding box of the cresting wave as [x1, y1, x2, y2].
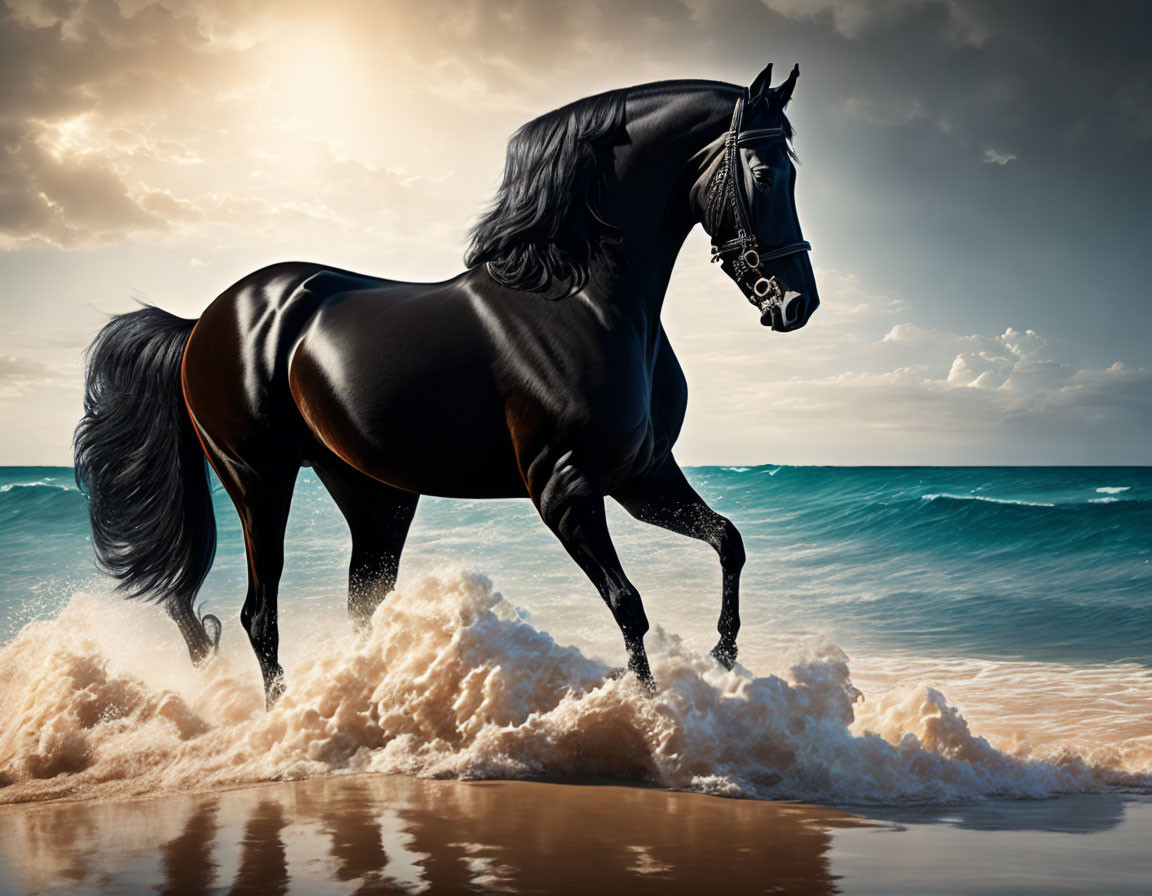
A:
[0, 569, 1148, 806]
[920, 492, 1150, 510]
[921, 493, 1056, 507]
[0, 480, 75, 493]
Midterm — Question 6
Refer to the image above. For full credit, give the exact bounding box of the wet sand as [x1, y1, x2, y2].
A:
[0, 777, 1149, 895]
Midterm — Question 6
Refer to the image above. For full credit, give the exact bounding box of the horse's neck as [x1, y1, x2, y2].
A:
[584, 84, 737, 337]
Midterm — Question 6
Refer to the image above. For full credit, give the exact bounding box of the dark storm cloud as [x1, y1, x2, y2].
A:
[749, 0, 1152, 161]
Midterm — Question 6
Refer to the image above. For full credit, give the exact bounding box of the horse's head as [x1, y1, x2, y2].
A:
[703, 64, 819, 331]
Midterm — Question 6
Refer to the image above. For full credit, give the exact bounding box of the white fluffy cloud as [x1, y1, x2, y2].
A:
[667, 255, 1151, 464]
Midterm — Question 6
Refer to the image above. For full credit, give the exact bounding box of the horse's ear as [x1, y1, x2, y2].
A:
[749, 63, 773, 101]
[775, 63, 799, 107]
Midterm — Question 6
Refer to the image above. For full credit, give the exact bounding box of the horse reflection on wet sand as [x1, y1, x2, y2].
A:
[1, 775, 1137, 895]
[2, 777, 856, 895]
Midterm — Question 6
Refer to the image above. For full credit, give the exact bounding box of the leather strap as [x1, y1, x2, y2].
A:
[706, 91, 812, 308]
[735, 127, 789, 147]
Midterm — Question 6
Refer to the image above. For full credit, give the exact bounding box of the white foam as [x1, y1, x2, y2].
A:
[0, 481, 74, 493]
[0, 570, 1147, 806]
[921, 493, 1055, 507]
[1097, 487, 1131, 494]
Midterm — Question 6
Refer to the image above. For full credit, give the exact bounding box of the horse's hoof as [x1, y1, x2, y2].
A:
[606, 666, 657, 695]
[201, 614, 222, 650]
[265, 679, 285, 711]
[710, 641, 737, 670]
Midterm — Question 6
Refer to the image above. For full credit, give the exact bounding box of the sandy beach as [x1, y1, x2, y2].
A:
[0, 776, 1149, 895]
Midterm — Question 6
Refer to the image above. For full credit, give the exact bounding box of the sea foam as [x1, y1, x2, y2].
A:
[0, 570, 1148, 806]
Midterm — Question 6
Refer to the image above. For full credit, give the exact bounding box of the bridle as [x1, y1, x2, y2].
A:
[705, 92, 812, 317]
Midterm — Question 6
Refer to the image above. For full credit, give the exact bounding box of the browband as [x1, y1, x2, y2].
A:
[735, 127, 788, 147]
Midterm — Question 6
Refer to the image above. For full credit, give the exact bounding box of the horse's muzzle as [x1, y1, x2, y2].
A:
[760, 290, 818, 331]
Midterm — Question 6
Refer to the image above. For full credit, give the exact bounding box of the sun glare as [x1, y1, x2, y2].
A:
[41, 115, 97, 159]
[260, 28, 366, 132]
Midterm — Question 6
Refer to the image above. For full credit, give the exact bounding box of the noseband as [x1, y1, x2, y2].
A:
[705, 93, 812, 316]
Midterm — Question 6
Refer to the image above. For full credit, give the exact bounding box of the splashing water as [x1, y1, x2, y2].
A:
[0, 569, 1147, 806]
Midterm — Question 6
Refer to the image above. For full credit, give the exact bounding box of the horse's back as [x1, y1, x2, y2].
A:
[287, 274, 527, 496]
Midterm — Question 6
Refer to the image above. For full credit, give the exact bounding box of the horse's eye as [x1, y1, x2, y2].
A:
[752, 167, 773, 189]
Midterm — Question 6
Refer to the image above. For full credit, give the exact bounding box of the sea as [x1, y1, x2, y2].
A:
[1, 464, 1150, 805]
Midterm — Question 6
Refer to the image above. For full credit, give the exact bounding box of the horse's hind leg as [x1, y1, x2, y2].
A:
[614, 459, 746, 669]
[313, 460, 419, 630]
[167, 599, 221, 665]
[212, 457, 299, 709]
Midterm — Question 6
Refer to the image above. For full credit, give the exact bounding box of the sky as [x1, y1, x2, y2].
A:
[1, 0, 1149, 465]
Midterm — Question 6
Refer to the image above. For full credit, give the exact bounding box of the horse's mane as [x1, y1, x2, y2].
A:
[465, 89, 628, 295]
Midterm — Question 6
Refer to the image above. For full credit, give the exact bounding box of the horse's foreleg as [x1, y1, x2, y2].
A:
[614, 459, 746, 669]
[313, 461, 419, 631]
[534, 455, 654, 691]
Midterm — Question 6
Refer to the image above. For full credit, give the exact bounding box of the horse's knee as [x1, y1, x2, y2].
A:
[716, 518, 746, 572]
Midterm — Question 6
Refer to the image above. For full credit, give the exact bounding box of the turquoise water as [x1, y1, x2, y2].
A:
[2, 464, 1149, 667]
[2, 463, 1150, 806]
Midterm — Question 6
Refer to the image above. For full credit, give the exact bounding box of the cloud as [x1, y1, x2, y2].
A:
[668, 261, 1151, 464]
[0, 1, 233, 247]
[0, 1, 502, 252]
[2, 0, 1148, 251]
[982, 147, 1016, 165]
[760, 0, 990, 44]
[761, 0, 1152, 160]
[0, 0, 1148, 464]
[0, 354, 60, 400]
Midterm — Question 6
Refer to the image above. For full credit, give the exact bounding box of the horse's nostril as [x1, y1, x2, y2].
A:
[782, 292, 804, 324]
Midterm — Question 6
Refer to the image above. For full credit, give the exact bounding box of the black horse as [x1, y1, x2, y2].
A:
[74, 64, 819, 707]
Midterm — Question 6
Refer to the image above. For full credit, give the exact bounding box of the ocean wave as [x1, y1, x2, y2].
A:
[0, 570, 1147, 807]
[921, 493, 1055, 508]
[0, 480, 88, 530]
[0, 480, 76, 494]
[918, 492, 1149, 513]
[1097, 487, 1131, 494]
[806, 490, 1150, 564]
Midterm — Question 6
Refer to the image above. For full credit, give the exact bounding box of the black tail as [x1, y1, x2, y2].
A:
[74, 307, 217, 613]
